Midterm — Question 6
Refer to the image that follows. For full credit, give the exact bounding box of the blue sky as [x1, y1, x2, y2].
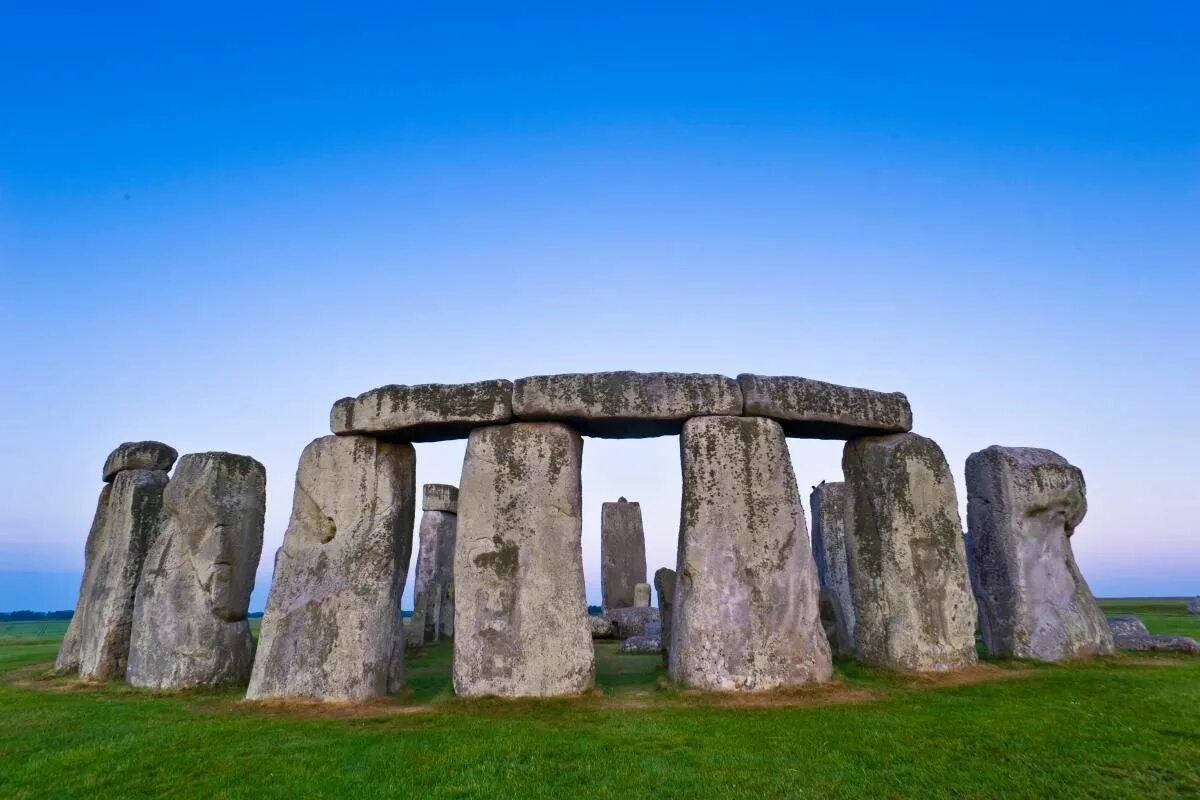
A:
[1, 3, 1197, 610]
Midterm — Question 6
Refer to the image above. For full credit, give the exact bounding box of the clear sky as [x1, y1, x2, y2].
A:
[1, 3, 1197, 611]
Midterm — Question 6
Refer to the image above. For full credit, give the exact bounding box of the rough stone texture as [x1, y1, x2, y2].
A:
[842, 433, 978, 672]
[331, 379, 513, 442]
[600, 497, 647, 610]
[1113, 635, 1200, 655]
[810, 481, 856, 648]
[102, 441, 178, 483]
[965, 446, 1114, 662]
[819, 586, 853, 659]
[604, 606, 661, 639]
[633, 582, 652, 608]
[589, 615, 617, 639]
[78, 470, 169, 681]
[654, 567, 676, 665]
[1188, 597, 1200, 615]
[621, 635, 661, 654]
[738, 374, 912, 439]
[409, 490, 458, 646]
[55, 485, 112, 674]
[247, 436, 415, 702]
[671, 415, 832, 690]
[406, 592, 430, 650]
[452, 423, 594, 697]
[423, 483, 459, 513]
[512, 371, 743, 438]
[1107, 616, 1150, 637]
[127, 453, 266, 690]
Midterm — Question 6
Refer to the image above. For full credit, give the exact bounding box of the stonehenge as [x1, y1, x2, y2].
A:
[600, 497, 647, 610]
[965, 446, 1114, 661]
[633, 582, 652, 608]
[55, 485, 112, 674]
[102, 441, 179, 483]
[810, 481, 855, 648]
[654, 567, 676, 665]
[739, 374, 912, 439]
[408, 484, 459, 647]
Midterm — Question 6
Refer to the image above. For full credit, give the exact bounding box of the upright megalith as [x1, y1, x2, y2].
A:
[128, 453, 265, 690]
[633, 582, 652, 608]
[601, 497, 648, 610]
[56, 485, 112, 674]
[654, 567, 676, 666]
[453, 422, 594, 697]
[409, 483, 458, 646]
[965, 446, 1114, 661]
[810, 481, 855, 647]
[247, 436, 415, 702]
[842, 433, 978, 672]
[672, 416, 832, 690]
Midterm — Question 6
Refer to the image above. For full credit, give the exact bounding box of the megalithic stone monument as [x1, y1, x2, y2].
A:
[409, 483, 458, 646]
[654, 567, 676, 666]
[601, 498, 647, 610]
[55, 484, 112, 675]
[810, 481, 856, 647]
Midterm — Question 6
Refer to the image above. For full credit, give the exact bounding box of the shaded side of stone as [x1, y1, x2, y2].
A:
[331, 379, 513, 442]
[654, 567, 676, 666]
[102, 441, 178, 482]
[604, 606, 661, 639]
[600, 498, 647, 610]
[810, 481, 856, 647]
[738, 374, 912, 439]
[819, 586, 854, 659]
[55, 485, 112, 674]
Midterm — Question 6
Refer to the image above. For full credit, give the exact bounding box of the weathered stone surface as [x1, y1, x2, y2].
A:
[633, 582, 651, 608]
[423, 483, 459, 513]
[819, 587, 853, 659]
[810, 481, 856, 648]
[1188, 597, 1199, 615]
[102, 441, 178, 483]
[965, 446, 1114, 662]
[604, 606, 661, 639]
[406, 593, 430, 650]
[1107, 616, 1149, 638]
[738, 374, 912, 439]
[410, 501, 457, 645]
[127, 453, 265, 689]
[56, 485, 112, 674]
[672, 415, 832, 690]
[654, 567, 676, 665]
[512, 371, 742, 438]
[600, 497, 647, 610]
[1113, 634, 1200, 655]
[247, 436, 415, 702]
[331, 379, 513, 442]
[842, 433, 978, 672]
[621, 635, 661, 654]
[453, 423, 594, 697]
[589, 615, 617, 639]
[78, 470, 168, 681]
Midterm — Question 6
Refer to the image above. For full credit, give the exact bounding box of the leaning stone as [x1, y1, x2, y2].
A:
[601, 497, 647, 610]
[55, 485, 112, 674]
[247, 436, 415, 702]
[654, 567, 676, 665]
[621, 635, 662, 654]
[1113, 635, 1200, 655]
[738, 374, 912, 439]
[423, 483, 459, 513]
[604, 606, 661, 639]
[127, 453, 265, 690]
[77, 470, 169, 681]
[452, 423, 594, 697]
[633, 582, 652, 608]
[331, 379, 513, 442]
[102, 441, 178, 482]
[1188, 597, 1200, 615]
[819, 587, 853, 659]
[672, 415, 832, 690]
[842, 433, 978, 672]
[512, 371, 742, 438]
[966, 446, 1114, 661]
[1107, 616, 1150, 638]
[810, 481, 856, 647]
[588, 615, 617, 639]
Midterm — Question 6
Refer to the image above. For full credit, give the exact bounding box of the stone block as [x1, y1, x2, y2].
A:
[738, 374, 911, 439]
[331, 379, 513, 442]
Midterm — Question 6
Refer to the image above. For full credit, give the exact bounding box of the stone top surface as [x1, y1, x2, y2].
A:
[331, 379, 513, 442]
[738, 374, 912, 439]
[422, 483, 459, 513]
[102, 441, 178, 482]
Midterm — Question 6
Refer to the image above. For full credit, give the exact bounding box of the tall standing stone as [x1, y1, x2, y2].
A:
[128, 453, 265, 689]
[409, 484, 458, 646]
[653, 567, 676, 666]
[671, 416, 832, 690]
[247, 436, 415, 702]
[55, 485, 112, 674]
[842, 433, 978, 672]
[810, 481, 856, 647]
[965, 446, 1114, 661]
[453, 422, 594, 697]
[601, 498, 647, 610]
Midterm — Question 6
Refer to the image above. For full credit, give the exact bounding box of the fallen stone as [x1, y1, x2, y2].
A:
[633, 582, 652, 608]
[102, 441, 178, 482]
[55, 485, 112, 675]
[1107, 616, 1150, 638]
[512, 371, 742, 438]
[423, 483, 459, 513]
[604, 606, 661, 639]
[600, 497, 647, 610]
[247, 436, 415, 702]
[621, 635, 661, 654]
[1113, 634, 1200, 655]
[127, 452, 265, 690]
[654, 567, 676, 665]
[810, 481, 856, 647]
[966, 446, 1114, 662]
[588, 615, 617, 639]
[842, 433, 978, 672]
[331, 379, 513, 442]
[672, 415, 832, 690]
[78, 469, 169, 681]
[738, 374, 912, 439]
[819, 587, 853, 659]
[453, 422, 594, 697]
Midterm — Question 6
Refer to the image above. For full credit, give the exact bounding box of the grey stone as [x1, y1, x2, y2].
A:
[512, 371, 742, 438]
[738, 374, 912, 439]
[644, 620, 663, 638]
[452, 422, 594, 697]
[633, 582, 652, 608]
[1107, 616, 1150, 638]
[331, 379, 513, 442]
[1188, 597, 1200, 615]
[588, 615, 617, 639]
[1113, 634, 1200, 655]
[55, 485, 112, 675]
[965, 446, 1114, 662]
[127, 453, 265, 690]
[842, 433, 978, 672]
[410, 500, 457, 645]
[422, 483, 459, 513]
[810, 481, 856, 647]
[672, 415, 832, 690]
[102, 441, 178, 483]
[247, 436, 415, 702]
[600, 497, 647, 610]
[406, 592, 430, 650]
[654, 567, 676, 665]
[819, 587, 853, 659]
[604, 606, 661, 639]
[621, 635, 662, 654]
[78, 469, 169, 681]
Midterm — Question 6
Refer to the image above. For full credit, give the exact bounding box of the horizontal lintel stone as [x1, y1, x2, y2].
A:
[738, 374, 912, 439]
[330, 379, 513, 442]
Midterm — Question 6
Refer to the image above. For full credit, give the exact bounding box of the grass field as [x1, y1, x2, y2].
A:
[1, 600, 1197, 799]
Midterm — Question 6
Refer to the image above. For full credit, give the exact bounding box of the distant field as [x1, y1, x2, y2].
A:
[0, 600, 1197, 799]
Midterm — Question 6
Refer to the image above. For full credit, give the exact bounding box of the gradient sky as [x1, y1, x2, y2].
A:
[2, 3, 1197, 611]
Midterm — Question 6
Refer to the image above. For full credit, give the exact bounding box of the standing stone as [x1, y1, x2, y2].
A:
[819, 587, 853, 659]
[671, 416, 832, 690]
[965, 446, 1114, 661]
[654, 567, 676, 666]
[633, 582, 652, 608]
[127, 453, 265, 689]
[410, 484, 458, 645]
[55, 485, 112, 674]
[78, 469, 169, 681]
[247, 436, 415, 702]
[600, 498, 647, 610]
[842, 433, 978, 672]
[1189, 597, 1200, 615]
[453, 423, 594, 697]
[810, 481, 856, 647]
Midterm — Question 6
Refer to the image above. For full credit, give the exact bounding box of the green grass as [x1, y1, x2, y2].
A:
[0, 601, 1197, 799]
